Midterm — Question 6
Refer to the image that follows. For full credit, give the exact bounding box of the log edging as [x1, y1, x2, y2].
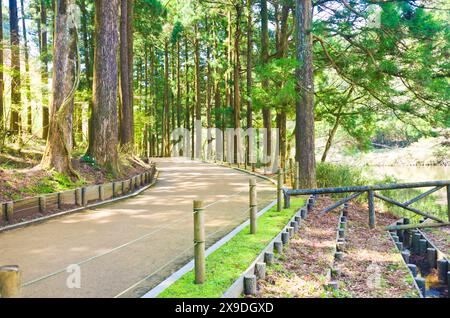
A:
[0, 165, 158, 233]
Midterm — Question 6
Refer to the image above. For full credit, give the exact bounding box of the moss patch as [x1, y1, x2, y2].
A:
[158, 198, 305, 298]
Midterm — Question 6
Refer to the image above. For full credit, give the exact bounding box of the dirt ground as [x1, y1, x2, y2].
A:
[0, 158, 276, 298]
[0, 145, 151, 203]
[422, 227, 450, 257]
[257, 197, 420, 298]
[258, 197, 341, 298]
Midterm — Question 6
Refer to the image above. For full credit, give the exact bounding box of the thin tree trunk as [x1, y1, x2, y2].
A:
[163, 40, 169, 157]
[80, 0, 93, 154]
[194, 24, 201, 159]
[205, 16, 213, 158]
[176, 39, 181, 129]
[234, 4, 242, 163]
[246, 0, 253, 165]
[321, 110, 342, 163]
[9, 0, 21, 137]
[0, 0, 4, 133]
[119, 0, 134, 152]
[90, 0, 120, 174]
[20, 0, 32, 134]
[295, 0, 316, 188]
[40, 0, 49, 140]
[261, 0, 271, 168]
[41, 0, 78, 177]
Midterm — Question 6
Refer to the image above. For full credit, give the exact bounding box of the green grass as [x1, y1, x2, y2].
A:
[158, 198, 305, 298]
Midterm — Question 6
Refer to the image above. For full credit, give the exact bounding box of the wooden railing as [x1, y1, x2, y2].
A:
[1, 163, 157, 227]
[283, 180, 450, 229]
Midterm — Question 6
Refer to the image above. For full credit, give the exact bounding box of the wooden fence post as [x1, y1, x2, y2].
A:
[277, 169, 283, 212]
[99, 185, 105, 201]
[5, 202, 13, 222]
[368, 190, 376, 229]
[0, 266, 21, 298]
[447, 185, 450, 222]
[249, 178, 257, 234]
[81, 188, 88, 207]
[39, 196, 47, 213]
[193, 200, 205, 284]
[75, 189, 82, 206]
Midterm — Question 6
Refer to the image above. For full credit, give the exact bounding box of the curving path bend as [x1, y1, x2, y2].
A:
[0, 158, 276, 298]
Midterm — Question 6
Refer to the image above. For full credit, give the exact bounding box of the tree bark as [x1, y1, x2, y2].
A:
[20, 0, 32, 134]
[40, 0, 49, 140]
[260, 0, 271, 167]
[194, 23, 201, 159]
[295, 0, 317, 188]
[90, 0, 120, 174]
[9, 0, 21, 137]
[41, 0, 79, 178]
[119, 0, 134, 152]
[234, 4, 242, 163]
[246, 0, 253, 164]
[80, 0, 94, 154]
[0, 0, 4, 133]
[163, 40, 169, 157]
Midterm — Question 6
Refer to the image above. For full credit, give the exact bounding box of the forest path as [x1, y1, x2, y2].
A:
[0, 158, 276, 298]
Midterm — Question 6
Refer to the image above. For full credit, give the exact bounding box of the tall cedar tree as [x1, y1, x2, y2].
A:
[90, 0, 120, 174]
[9, 0, 21, 136]
[41, 0, 79, 177]
[295, 0, 316, 187]
[119, 0, 134, 152]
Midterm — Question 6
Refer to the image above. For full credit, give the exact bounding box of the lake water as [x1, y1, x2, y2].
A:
[363, 166, 449, 183]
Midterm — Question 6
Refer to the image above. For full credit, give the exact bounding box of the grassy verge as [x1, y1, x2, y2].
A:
[158, 197, 305, 298]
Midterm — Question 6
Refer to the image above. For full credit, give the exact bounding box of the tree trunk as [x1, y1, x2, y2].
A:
[90, 0, 120, 174]
[295, 0, 316, 188]
[41, 0, 79, 178]
[40, 0, 49, 140]
[119, 0, 134, 152]
[0, 0, 4, 133]
[246, 0, 253, 164]
[234, 4, 242, 163]
[206, 16, 212, 159]
[80, 0, 94, 154]
[9, 0, 21, 137]
[194, 24, 201, 159]
[20, 0, 32, 134]
[163, 40, 169, 157]
[176, 39, 181, 129]
[260, 0, 271, 167]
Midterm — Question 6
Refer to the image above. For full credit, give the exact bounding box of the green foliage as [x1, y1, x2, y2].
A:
[316, 162, 367, 189]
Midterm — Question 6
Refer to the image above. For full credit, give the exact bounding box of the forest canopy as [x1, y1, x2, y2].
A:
[0, 0, 447, 186]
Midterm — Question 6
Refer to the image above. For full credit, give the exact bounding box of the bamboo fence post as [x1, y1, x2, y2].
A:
[0, 266, 21, 298]
[193, 200, 205, 284]
[249, 178, 257, 234]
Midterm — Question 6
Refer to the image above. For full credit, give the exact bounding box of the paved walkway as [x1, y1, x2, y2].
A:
[0, 158, 276, 298]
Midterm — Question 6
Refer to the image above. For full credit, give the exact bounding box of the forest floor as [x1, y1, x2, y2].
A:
[257, 197, 420, 298]
[422, 226, 450, 257]
[0, 140, 150, 202]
